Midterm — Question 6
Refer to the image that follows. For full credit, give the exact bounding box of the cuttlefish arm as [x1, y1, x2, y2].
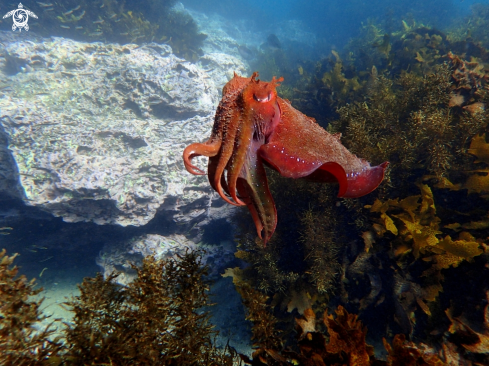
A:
[236, 139, 277, 244]
[230, 74, 282, 243]
[259, 98, 389, 198]
[183, 139, 221, 175]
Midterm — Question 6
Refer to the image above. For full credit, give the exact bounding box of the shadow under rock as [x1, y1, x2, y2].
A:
[0, 193, 183, 283]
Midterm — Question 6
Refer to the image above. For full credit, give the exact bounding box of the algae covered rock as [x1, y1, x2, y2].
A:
[96, 233, 237, 285]
[0, 32, 226, 228]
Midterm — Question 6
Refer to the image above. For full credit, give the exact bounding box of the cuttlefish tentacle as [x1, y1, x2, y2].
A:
[208, 155, 235, 205]
[236, 143, 277, 243]
[226, 75, 282, 210]
[183, 139, 221, 175]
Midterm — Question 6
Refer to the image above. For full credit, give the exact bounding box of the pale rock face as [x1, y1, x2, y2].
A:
[96, 233, 237, 285]
[0, 33, 243, 231]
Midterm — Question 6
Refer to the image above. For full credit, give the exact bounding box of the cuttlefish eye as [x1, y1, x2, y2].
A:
[253, 92, 273, 103]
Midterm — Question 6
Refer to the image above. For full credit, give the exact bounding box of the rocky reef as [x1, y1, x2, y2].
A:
[0, 31, 244, 232]
[0, 0, 208, 60]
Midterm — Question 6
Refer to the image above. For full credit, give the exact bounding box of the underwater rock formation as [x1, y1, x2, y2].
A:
[0, 0, 208, 61]
[96, 233, 237, 285]
[0, 32, 239, 230]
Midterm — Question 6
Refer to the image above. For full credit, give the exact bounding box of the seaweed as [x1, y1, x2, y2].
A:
[227, 174, 344, 319]
[366, 184, 483, 320]
[331, 62, 488, 188]
[449, 4, 489, 50]
[63, 250, 233, 365]
[300, 207, 341, 296]
[233, 284, 284, 364]
[444, 291, 489, 364]
[227, 19, 489, 359]
[0, 248, 237, 365]
[236, 301, 445, 366]
[0, 249, 63, 365]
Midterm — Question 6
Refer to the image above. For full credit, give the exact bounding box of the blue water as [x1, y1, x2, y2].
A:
[183, 0, 484, 45]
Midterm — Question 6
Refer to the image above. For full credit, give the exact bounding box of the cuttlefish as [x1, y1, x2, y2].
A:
[183, 72, 388, 245]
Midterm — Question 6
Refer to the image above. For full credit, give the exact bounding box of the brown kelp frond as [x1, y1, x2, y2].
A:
[323, 306, 373, 364]
[442, 133, 489, 198]
[63, 249, 235, 365]
[235, 283, 284, 364]
[240, 305, 444, 365]
[383, 334, 444, 366]
[444, 291, 489, 364]
[321, 51, 364, 104]
[366, 184, 484, 320]
[0, 249, 63, 365]
[369, 184, 483, 263]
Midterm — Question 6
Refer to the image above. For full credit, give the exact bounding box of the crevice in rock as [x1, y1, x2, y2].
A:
[150, 103, 199, 120]
[122, 100, 142, 117]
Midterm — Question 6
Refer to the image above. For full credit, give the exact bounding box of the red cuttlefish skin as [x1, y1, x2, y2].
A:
[183, 72, 388, 245]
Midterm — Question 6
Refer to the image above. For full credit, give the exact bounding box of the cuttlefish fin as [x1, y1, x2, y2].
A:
[259, 98, 388, 198]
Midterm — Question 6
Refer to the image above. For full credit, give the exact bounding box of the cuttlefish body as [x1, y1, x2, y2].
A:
[183, 72, 388, 245]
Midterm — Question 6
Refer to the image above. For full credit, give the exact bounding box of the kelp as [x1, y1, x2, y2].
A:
[233, 284, 285, 364]
[320, 51, 363, 104]
[227, 175, 344, 318]
[368, 184, 483, 262]
[64, 250, 235, 365]
[0, 248, 237, 365]
[236, 302, 445, 366]
[449, 4, 489, 50]
[444, 291, 489, 363]
[0, 249, 63, 365]
[438, 133, 489, 199]
[331, 63, 487, 187]
[228, 16, 489, 361]
[365, 184, 484, 320]
[228, 62, 487, 338]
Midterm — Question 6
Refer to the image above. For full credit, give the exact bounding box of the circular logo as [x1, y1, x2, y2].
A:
[12, 8, 29, 29]
[3, 3, 38, 32]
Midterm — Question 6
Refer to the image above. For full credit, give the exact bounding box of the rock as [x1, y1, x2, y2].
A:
[187, 8, 252, 78]
[198, 52, 248, 91]
[0, 32, 235, 229]
[96, 233, 237, 285]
